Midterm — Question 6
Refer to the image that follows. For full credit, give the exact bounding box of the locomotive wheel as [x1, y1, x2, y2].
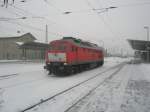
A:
[100, 60, 104, 66]
[48, 70, 52, 75]
[79, 65, 84, 72]
[53, 66, 73, 76]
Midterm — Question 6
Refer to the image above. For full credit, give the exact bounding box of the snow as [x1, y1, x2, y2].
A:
[71, 65, 131, 112]
[15, 42, 24, 46]
[0, 57, 150, 112]
[27, 64, 123, 112]
[0, 60, 21, 63]
[66, 63, 150, 112]
[119, 64, 150, 112]
[0, 62, 44, 76]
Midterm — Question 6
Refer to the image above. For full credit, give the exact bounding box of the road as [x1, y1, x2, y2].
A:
[0, 57, 150, 112]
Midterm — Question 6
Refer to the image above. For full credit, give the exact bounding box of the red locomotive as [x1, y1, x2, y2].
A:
[44, 37, 104, 75]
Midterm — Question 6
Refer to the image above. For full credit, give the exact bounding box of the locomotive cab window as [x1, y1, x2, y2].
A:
[50, 43, 67, 51]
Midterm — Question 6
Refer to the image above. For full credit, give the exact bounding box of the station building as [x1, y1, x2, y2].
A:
[128, 39, 150, 62]
[0, 33, 49, 60]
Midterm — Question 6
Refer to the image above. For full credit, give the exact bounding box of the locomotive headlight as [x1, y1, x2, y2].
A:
[46, 61, 50, 65]
[64, 63, 67, 65]
[47, 62, 51, 65]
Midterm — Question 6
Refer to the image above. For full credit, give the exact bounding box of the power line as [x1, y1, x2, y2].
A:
[1, 0, 65, 26]
[0, 0, 85, 34]
[85, 0, 120, 39]
[0, 23, 18, 36]
[0, 0, 67, 33]
[12, 5, 37, 17]
[0, 6, 21, 16]
[0, 1, 29, 17]
[117, 2, 150, 8]
[43, 0, 63, 13]
[1, 20, 64, 37]
[0, 0, 41, 17]
[94, 0, 123, 38]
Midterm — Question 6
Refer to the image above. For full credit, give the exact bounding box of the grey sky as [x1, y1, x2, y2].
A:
[0, 0, 150, 54]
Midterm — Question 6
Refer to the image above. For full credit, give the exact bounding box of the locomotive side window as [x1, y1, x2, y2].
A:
[75, 48, 78, 51]
[72, 46, 76, 52]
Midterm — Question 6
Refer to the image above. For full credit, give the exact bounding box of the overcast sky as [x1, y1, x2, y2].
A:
[0, 0, 150, 54]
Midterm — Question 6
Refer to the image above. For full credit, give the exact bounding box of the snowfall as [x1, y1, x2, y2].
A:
[0, 57, 150, 112]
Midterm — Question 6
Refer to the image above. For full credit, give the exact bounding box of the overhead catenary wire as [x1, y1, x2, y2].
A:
[3, 0, 76, 28]
[0, 6, 21, 16]
[0, 0, 108, 39]
[2, 0, 91, 39]
[0, 0, 15, 8]
[0, 23, 17, 36]
[95, 0, 123, 38]
[85, 0, 120, 39]
[114, 1, 150, 8]
[96, 0, 150, 38]
[0, 0, 30, 17]
[43, 0, 63, 13]
[0, 0, 69, 36]
[1, 20, 64, 37]
[4, 0, 149, 40]
[8, 2, 49, 18]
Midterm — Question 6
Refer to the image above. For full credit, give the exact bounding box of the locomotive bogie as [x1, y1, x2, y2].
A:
[45, 60, 104, 76]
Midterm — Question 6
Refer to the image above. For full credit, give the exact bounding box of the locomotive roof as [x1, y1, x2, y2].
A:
[52, 37, 104, 51]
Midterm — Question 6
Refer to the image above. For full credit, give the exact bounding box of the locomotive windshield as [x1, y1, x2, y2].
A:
[50, 43, 66, 51]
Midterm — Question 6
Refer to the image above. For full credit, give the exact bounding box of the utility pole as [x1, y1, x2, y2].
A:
[144, 26, 149, 41]
[144, 26, 150, 62]
[45, 24, 48, 43]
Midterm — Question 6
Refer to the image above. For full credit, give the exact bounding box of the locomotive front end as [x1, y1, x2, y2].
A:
[48, 52, 66, 63]
[45, 40, 69, 75]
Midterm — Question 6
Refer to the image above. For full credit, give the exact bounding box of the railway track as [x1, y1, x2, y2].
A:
[0, 70, 47, 89]
[21, 62, 126, 112]
[65, 64, 124, 112]
[0, 73, 19, 80]
[0, 69, 42, 81]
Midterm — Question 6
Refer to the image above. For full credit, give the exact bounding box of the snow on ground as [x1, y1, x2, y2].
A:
[1, 59, 148, 112]
[68, 64, 130, 112]
[27, 64, 124, 112]
[0, 60, 21, 63]
[0, 57, 127, 112]
[0, 62, 44, 76]
[120, 64, 150, 112]
[67, 63, 150, 112]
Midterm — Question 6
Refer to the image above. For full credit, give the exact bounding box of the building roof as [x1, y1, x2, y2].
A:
[128, 39, 150, 51]
[61, 37, 104, 51]
[20, 42, 49, 49]
[0, 33, 36, 40]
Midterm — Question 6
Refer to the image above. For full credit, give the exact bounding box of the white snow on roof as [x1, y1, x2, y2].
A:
[15, 42, 24, 46]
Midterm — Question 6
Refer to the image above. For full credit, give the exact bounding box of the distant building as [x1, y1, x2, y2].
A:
[128, 39, 150, 62]
[0, 33, 49, 60]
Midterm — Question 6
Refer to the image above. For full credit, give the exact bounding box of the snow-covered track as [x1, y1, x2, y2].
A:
[21, 62, 126, 112]
[0, 73, 19, 80]
[64, 63, 124, 112]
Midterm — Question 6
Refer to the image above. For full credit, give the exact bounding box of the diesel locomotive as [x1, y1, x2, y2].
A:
[44, 37, 104, 75]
